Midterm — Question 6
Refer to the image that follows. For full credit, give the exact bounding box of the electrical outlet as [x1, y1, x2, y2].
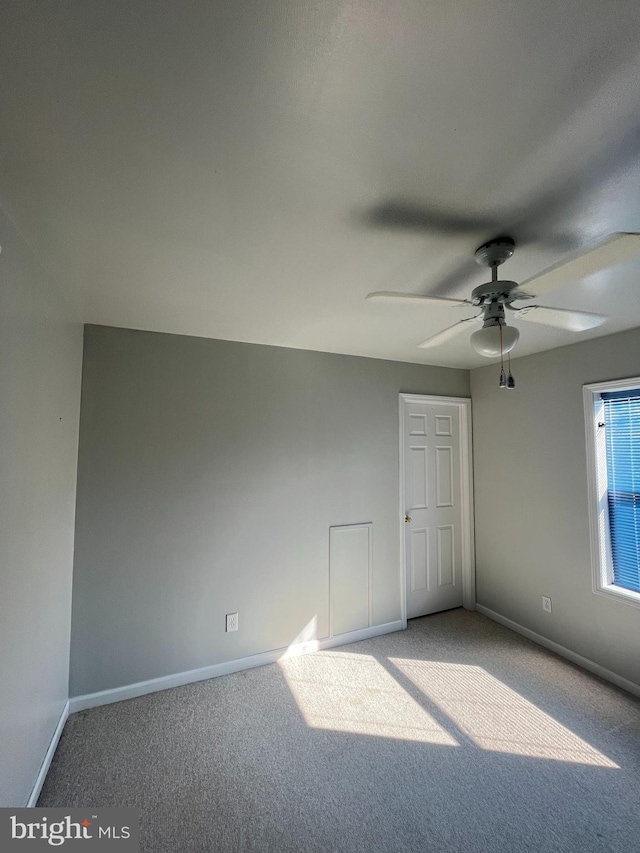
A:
[226, 612, 239, 632]
[542, 596, 552, 613]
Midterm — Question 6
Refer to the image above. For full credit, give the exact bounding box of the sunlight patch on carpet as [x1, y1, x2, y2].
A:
[389, 658, 618, 767]
[279, 652, 459, 745]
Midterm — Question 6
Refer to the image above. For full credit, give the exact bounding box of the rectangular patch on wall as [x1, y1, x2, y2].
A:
[329, 523, 372, 636]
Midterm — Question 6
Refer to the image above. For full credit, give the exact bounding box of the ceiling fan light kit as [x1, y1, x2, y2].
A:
[367, 232, 640, 387]
[470, 321, 519, 357]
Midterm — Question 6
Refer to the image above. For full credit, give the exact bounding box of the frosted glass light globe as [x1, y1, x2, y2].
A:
[470, 324, 519, 357]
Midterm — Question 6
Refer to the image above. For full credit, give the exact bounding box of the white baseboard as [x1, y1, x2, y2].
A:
[27, 701, 70, 807]
[69, 620, 403, 714]
[476, 604, 640, 699]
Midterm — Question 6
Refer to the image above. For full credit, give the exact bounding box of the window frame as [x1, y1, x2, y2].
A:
[583, 376, 640, 609]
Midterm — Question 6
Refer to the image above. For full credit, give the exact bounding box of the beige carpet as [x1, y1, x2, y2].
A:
[40, 610, 640, 852]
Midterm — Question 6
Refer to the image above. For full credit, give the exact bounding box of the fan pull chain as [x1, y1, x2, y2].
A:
[507, 351, 515, 389]
[499, 323, 506, 388]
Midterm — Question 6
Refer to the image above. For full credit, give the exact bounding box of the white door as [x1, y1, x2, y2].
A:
[401, 395, 468, 618]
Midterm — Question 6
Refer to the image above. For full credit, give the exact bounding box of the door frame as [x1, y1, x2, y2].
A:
[399, 393, 476, 628]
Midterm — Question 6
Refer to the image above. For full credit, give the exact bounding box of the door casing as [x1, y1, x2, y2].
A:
[399, 393, 475, 627]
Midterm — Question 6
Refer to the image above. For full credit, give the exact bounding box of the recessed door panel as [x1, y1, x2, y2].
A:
[410, 447, 428, 509]
[436, 446, 454, 507]
[410, 528, 428, 592]
[409, 414, 428, 436]
[437, 525, 455, 587]
[435, 415, 453, 436]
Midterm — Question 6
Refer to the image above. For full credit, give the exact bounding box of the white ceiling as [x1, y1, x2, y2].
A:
[2, 1, 640, 368]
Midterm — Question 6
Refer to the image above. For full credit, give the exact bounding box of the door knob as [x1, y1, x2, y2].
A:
[405, 515, 412, 523]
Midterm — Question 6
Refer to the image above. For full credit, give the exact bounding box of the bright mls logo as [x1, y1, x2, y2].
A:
[0, 809, 139, 850]
[11, 816, 95, 845]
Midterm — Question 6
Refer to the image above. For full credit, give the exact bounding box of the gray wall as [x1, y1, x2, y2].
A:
[0, 209, 83, 806]
[471, 328, 640, 688]
[70, 325, 469, 696]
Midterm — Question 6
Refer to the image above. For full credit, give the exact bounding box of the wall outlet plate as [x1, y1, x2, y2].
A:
[542, 596, 552, 613]
[226, 612, 239, 632]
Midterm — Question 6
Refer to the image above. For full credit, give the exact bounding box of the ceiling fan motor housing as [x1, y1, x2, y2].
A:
[471, 280, 522, 306]
[480, 301, 507, 326]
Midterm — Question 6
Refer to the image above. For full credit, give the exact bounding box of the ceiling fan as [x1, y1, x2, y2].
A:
[367, 233, 640, 378]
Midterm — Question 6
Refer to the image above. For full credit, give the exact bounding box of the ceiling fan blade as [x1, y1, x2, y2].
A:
[366, 291, 471, 307]
[507, 290, 535, 301]
[522, 233, 640, 296]
[417, 315, 482, 348]
[512, 305, 608, 332]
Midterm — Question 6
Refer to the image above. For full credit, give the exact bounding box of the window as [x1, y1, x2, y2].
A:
[584, 378, 640, 607]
